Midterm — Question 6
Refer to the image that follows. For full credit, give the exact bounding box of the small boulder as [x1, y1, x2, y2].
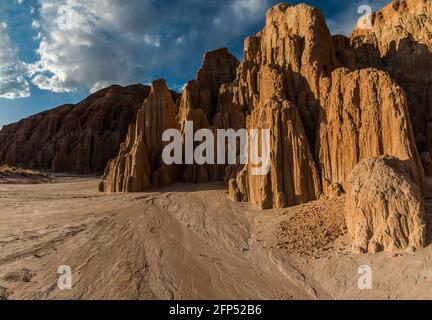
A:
[345, 155, 426, 254]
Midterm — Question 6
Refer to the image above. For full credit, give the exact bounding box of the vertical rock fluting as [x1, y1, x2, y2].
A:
[227, 3, 340, 209]
[177, 48, 241, 183]
[227, 3, 424, 208]
[91, 1, 425, 221]
[233, 3, 339, 145]
[318, 68, 424, 194]
[100, 80, 178, 192]
[345, 156, 426, 254]
[228, 65, 322, 209]
[336, 0, 432, 166]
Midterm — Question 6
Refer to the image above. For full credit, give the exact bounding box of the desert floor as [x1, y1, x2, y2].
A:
[0, 177, 431, 300]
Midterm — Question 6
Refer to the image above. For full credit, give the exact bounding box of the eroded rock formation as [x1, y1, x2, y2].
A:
[345, 156, 426, 253]
[227, 4, 337, 208]
[227, 2, 425, 208]
[318, 68, 424, 194]
[0, 85, 152, 173]
[228, 65, 322, 209]
[336, 0, 432, 161]
[100, 2, 426, 211]
[100, 80, 178, 192]
[99, 48, 241, 192]
[177, 48, 241, 183]
[1, 1, 429, 219]
[232, 3, 340, 145]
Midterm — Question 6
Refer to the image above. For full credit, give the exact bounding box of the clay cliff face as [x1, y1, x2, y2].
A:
[227, 4, 336, 209]
[177, 48, 241, 183]
[318, 68, 424, 194]
[101, 80, 179, 192]
[335, 0, 432, 170]
[1, 1, 428, 216]
[99, 2, 425, 211]
[233, 4, 339, 146]
[226, 2, 424, 208]
[0, 85, 153, 173]
[228, 63, 322, 209]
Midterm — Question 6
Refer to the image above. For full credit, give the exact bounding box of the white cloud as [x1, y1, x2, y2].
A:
[232, 0, 269, 20]
[209, 0, 270, 39]
[90, 81, 111, 93]
[31, 20, 41, 29]
[30, 0, 162, 93]
[143, 34, 160, 47]
[175, 36, 185, 44]
[0, 21, 30, 99]
[29, 0, 273, 94]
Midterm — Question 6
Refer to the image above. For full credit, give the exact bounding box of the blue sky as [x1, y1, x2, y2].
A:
[0, 0, 392, 127]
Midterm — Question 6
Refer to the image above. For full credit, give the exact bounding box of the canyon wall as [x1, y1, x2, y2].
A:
[226, 3, 425, 208]
[0, 1, 429, 214]
[335, 0, 432, 167]
[99, 2, 426, 212]
[0, 85, 157, 173]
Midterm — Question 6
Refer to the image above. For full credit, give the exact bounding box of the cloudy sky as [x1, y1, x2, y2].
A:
[0, 0, 392, 127]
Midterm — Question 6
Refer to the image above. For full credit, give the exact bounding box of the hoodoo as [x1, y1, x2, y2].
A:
[99, 2, 426, 213]
[100, 79, 179, 192]
[1, 1, 428, 215]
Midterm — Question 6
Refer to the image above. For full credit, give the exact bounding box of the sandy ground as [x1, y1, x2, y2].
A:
[0, 177, 431, 300]
[256, 197, 432, 300]
[0, 170, 55, 185]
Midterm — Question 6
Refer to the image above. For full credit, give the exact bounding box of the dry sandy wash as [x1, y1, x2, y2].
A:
[1, 177, 431, 300]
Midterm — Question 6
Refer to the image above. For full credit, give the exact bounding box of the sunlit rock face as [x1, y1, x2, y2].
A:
[226, 3, 424, 208]
[101, 2, 426, 211]
[317, 68, 424, 195]
[336, 0, 432, 163]
[101, 80, 179, 193]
